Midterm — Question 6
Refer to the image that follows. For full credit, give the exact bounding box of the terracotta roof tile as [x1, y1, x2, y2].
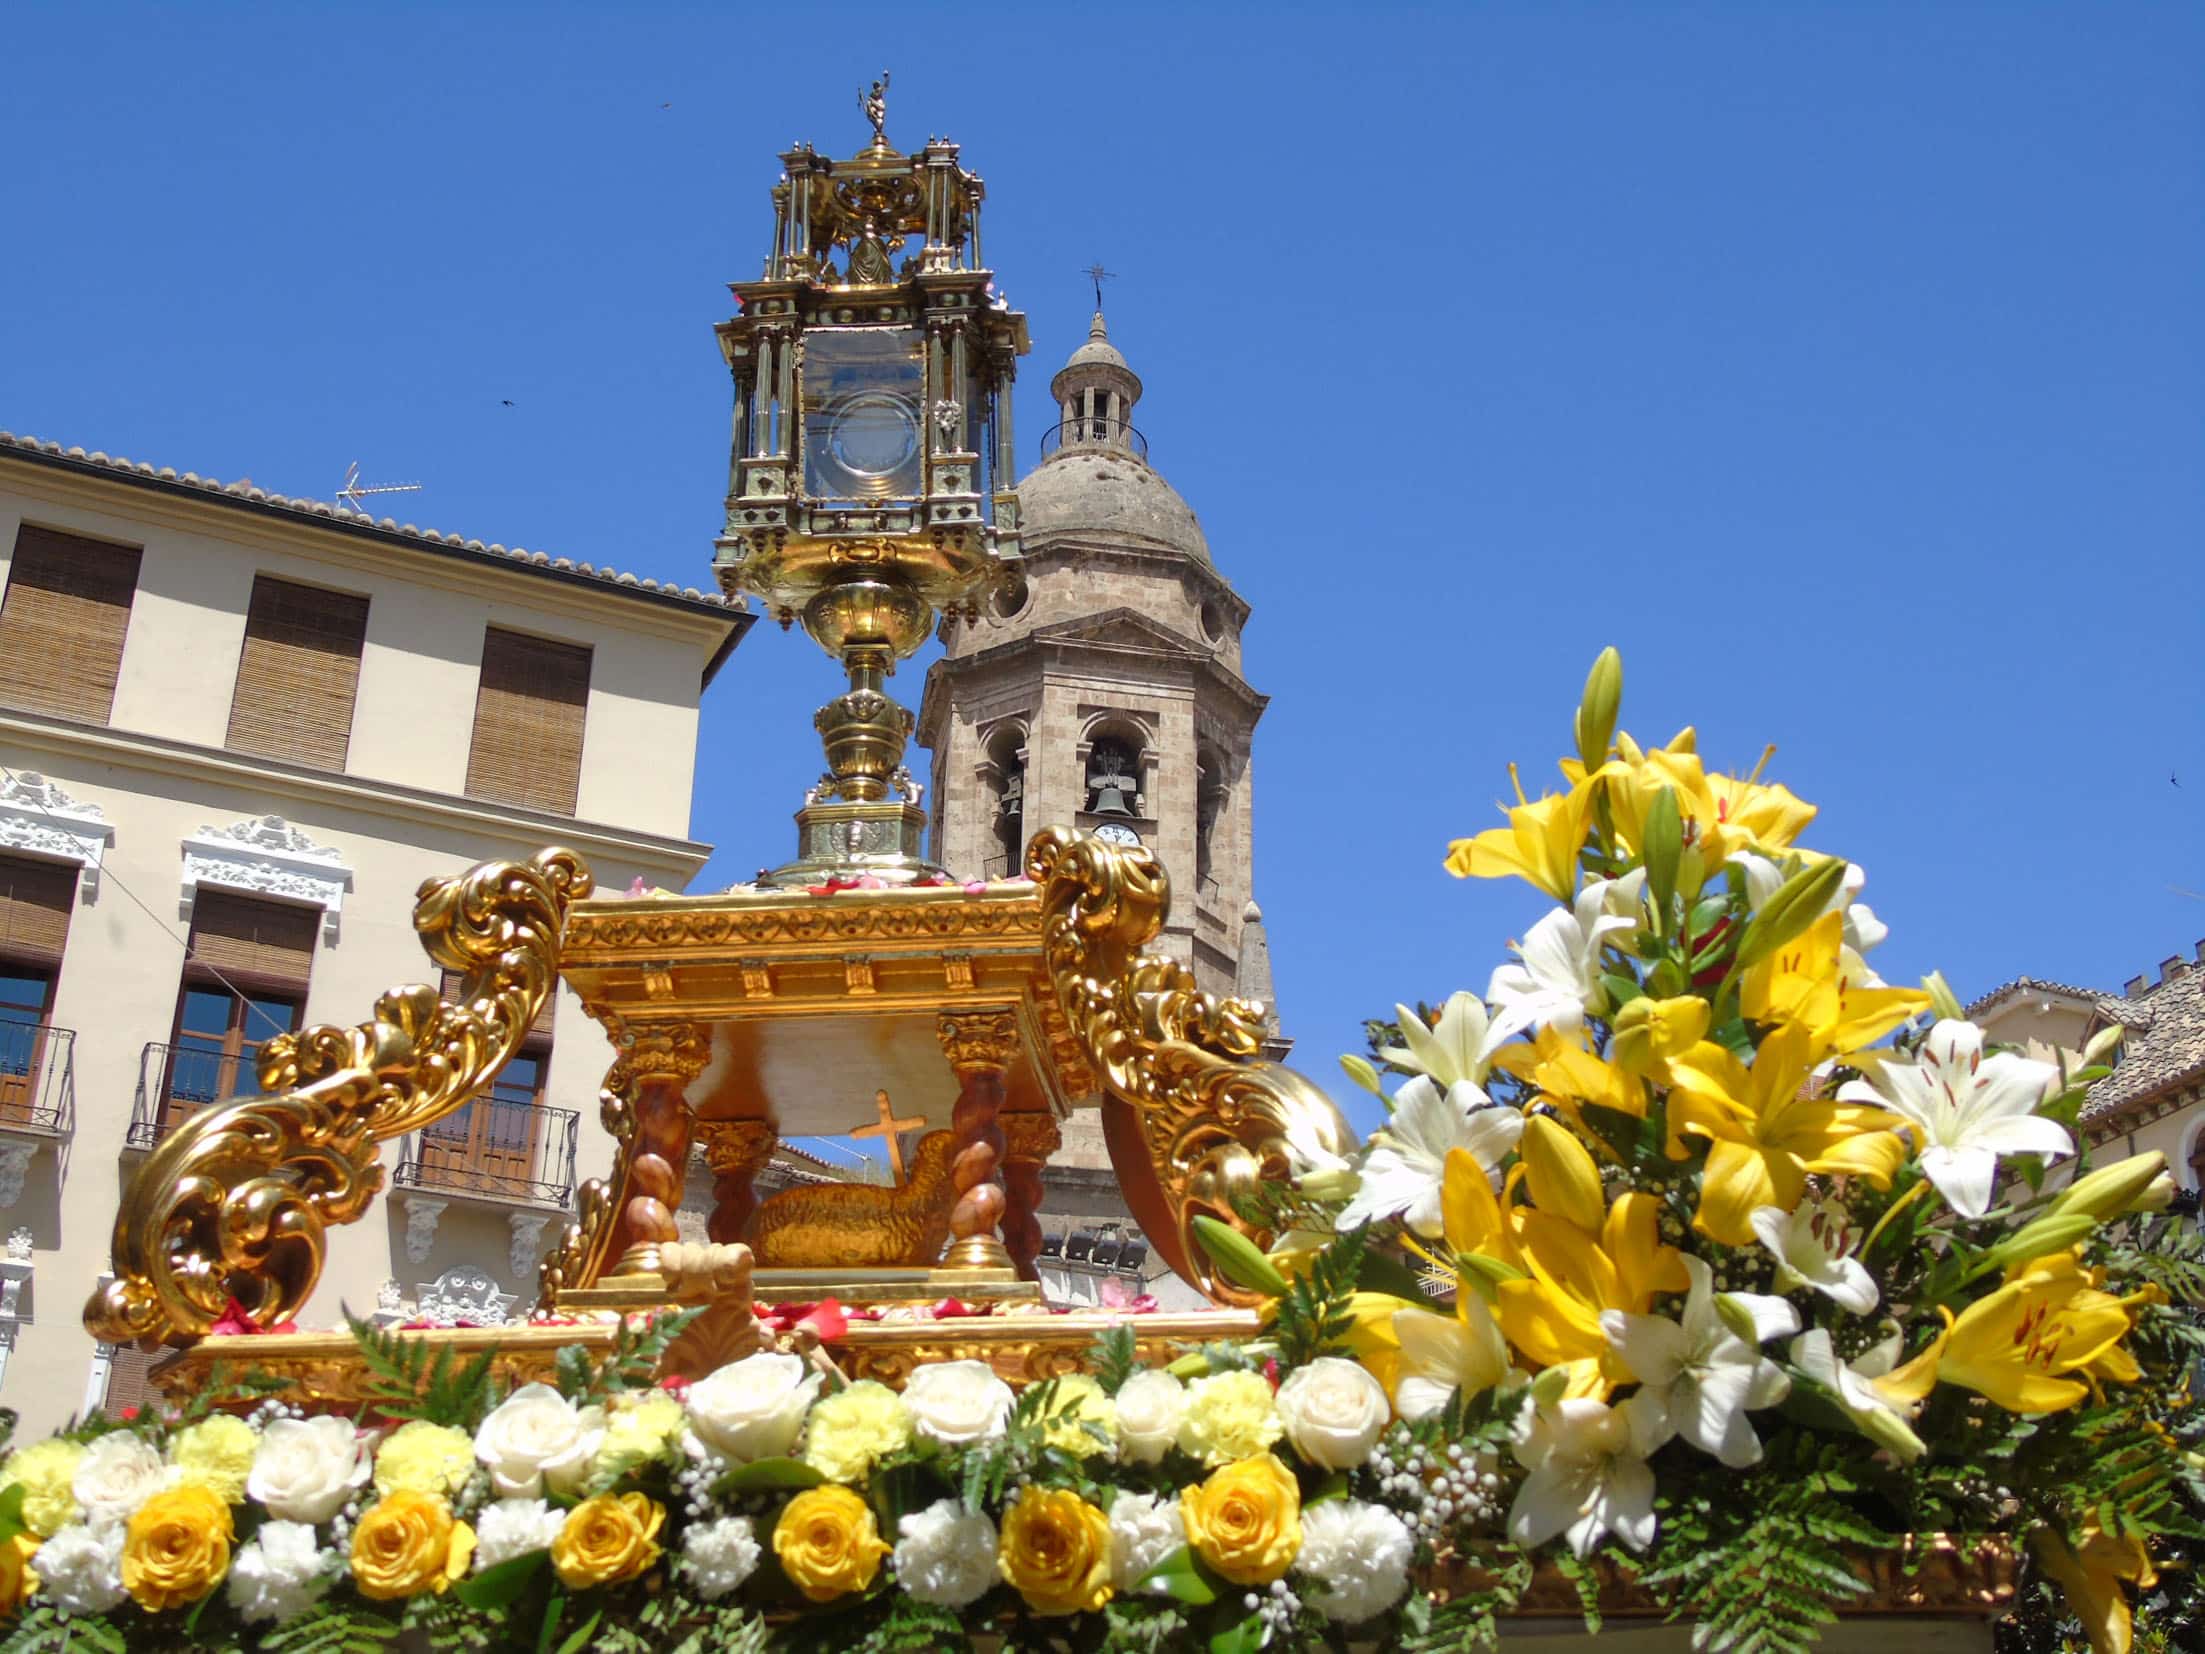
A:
[2083, 963, 2205, 1122]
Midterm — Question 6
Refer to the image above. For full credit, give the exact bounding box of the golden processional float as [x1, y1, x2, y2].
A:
[85, 103, 1358, 1404]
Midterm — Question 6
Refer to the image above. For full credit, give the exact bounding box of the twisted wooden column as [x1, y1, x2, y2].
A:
[1000, 1111, 1062, 1282]
[607, 1026, 712, 1274]
[695, 1118, 779, 1246]
[936, 1010, 1018, 1272]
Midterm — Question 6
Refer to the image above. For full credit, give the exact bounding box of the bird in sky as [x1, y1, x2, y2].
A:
[500, 399, 515, 407]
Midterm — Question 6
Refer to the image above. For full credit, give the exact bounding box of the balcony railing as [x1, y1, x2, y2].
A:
[1038, 418, 1148, 461]
[392, 1094, 580, 1208]
[0, 1019, 74, 1138]
[127, 1040, 252, 1150]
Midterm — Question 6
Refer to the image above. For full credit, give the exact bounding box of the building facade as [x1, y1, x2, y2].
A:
[0, 433, 747, 1431]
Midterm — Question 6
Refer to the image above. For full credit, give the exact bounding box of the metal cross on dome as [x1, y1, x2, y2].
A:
[1084, 262, 1116, 311]
[847, 1087, 926, 1185]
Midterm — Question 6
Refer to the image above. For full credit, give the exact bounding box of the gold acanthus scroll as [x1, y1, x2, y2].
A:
[1025, 827, 1356, 1307]
[86, 849, 591, 1348]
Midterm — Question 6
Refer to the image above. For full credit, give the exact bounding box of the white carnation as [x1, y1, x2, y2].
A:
[474, 1384, 604, 1498]
[247, 1415, 372, 1524]
[901, 1360, 1015, 1448]
[472, 1498, 566, 1570]
[1113, 1370, 1188, 1466]
[892, 1498, 997, 1609]
[227, 1520, 329, 1625]
[683, 1353, 819, 1464]
[72, 1433, 166, 1528]
[1274, 1357, 1390, 1470]
[680, 1514, 761, 1601]
[1293, 1499, 1413, 1624]
[29, 1522, 125, 1615]
[1108, 1490, 1186, 1593]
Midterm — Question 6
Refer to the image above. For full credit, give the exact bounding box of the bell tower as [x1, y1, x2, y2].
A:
[919, 312, 1272, 1008]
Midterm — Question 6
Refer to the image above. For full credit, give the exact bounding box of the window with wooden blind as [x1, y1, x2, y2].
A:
[440, 968, 558, 1040]
[184, 890, 319, 983]
[464, 628, 592, 814]
[0, 525, 142, 724]
[226, 575, 370, 769]
[0, 855, 77, 966]
[100, 1343, 155, 1419]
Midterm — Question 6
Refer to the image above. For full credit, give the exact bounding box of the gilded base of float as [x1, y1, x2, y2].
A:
[144, 1307, 1262, 1406]
[561, 1263, 1040, 1310]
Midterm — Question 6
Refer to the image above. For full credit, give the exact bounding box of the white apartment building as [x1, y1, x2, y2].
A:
[0, 431, 749, 1433]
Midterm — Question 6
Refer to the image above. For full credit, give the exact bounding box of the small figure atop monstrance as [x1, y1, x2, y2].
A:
[859, 70, 890, 147]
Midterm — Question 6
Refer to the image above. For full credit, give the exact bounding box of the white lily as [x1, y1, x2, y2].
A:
[1486, 880, 1638, 1044]
[1600, 1255, 1796, 1469]
[1392, 1293, 1513, 1421]
[1507, 1391, 1664, 1558]
[1788, 1327, 1932, 1463]
[1378, 992, 1511, 1090]
[1835, 1019, 2070, 1219]
[1748, 1199, 1879, 1316]
[1337, 1076, 1522, 1237]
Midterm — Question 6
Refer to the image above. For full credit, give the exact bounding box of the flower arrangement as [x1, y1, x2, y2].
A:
[0, 650, 2197, 1654]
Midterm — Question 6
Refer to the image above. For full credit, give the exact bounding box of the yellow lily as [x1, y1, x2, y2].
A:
[1569, 728, 1818, 864]
[2005, 1251, 2156, 1391]
[1442, 1146, 1525, 1268]
[1493, 1195, 1688, 1397]
[1741, 910, 1931, 1058]
[1521, 1114, 1608, 1233]
[1610, 993, 1711, 1080]
[1333, 1289, 1420, 1398]
[2033, 1524, 2158, 1654]
[1444, 769, 1594, 900]
[1501, 1027, 1648, 1128]
[1666, 1025, 1908, 1245]
[1937, 1255, 2136, 1414]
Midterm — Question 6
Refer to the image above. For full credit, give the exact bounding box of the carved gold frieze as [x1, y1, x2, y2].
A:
[1026, 828, 1357, 1307]
[563, 894, 1044, 954]
[89, 850, 589, 1348]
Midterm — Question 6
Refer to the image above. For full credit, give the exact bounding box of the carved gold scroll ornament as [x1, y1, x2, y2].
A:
[86, 850, 591, 1348]
[1025, 827, 1356, 1306]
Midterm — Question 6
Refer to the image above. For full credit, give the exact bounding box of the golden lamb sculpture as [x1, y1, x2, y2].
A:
[749, 1129, 960, 1268]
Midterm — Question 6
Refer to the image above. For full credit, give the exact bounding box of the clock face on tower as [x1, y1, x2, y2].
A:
[1093, 822, 1142, 847]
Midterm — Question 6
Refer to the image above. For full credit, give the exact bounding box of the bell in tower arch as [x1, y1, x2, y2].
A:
[1086, 739, 1142, 817]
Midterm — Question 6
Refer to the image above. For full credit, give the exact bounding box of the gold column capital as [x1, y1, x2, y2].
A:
[1001, 1111, 1062, 1165]
[694, 1118, 779, 1176]
[936, 1008, 1018, 1076]
[610, 1023, 714, 1082]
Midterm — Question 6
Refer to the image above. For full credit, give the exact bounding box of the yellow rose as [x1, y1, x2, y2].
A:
[1037, 1375, 1117, 1460]
[1177, 1370, 1283, 1467]
[773, 1485, 887, 1603]
[1181, 1453, 1302, 1585]
[802, 1380, 913, 1483]
[167, 1414, 258, 1503]
[0, 1438, 84, 1538]
[350, 1490, 475, 1600]
[996, 1486, 1113, 1616]
[595, 1392, 685, 1479]
[121, 1484, 233, 1612]
[0, 1532, 38, 1614]
[372, 1420, 475, 1498]
[551, 1492, 665, 1591]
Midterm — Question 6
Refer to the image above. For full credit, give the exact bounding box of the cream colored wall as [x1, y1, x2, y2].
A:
[0, 467, 735, 1435]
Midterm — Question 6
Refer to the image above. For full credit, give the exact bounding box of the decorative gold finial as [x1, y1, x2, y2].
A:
[860, 70, 890, 147]
[849, 1088, 926, 1185]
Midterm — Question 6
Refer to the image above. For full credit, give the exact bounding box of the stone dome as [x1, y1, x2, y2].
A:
[1060, 313, 1132, 376]
[1016, 448, 1211, 566]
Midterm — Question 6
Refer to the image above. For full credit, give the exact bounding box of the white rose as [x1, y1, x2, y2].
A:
[1113, 1370, 1189, 1466]
[227, 1519, 328, 1625]
[680, 1514, 761, 1601]
[473, 1384, 604, 1498]
[682, 1352, 820, 1464]
[901, 1359, 1015, 1448]
[1108, 1490, 1186, 1593]
[29, 1522, 125, 1615]
[1274, 1357, 1389, 1470]
[72, 1433, 166, 1528]
[1293, 1499, 1413, 1624]
[247, 1415, 372, 1524]
[892, 1498, 998, 1608]
[473, 1498, 567, 1570]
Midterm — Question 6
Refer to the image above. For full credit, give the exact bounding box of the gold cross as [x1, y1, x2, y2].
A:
[848, 1088, 927, 1185]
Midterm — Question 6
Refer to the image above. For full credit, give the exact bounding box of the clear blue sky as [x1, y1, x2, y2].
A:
[4, 4, 2199, 1133]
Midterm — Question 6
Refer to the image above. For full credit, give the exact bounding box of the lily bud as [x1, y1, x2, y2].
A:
[2082, 1023, 2127, 1068]
[1712, 1294, 1764, 1346]
[1642, 786, 1683, 912]
[2137, 1172, 2177, 1214]
[1454, 1250, 1528, 1292]
[1521, 1115, 1607, 1233]
[1856, 1404, 1928, 1464]
[1922, 970, 1966, 1024]
[2048, 1153, 2168, 1225]
[1732, 857, 1848, 969]
[1529, 1365, 1571, 1409]
[1166, 1350, 1211, 1379]
[1981, 1212, 2100, 1273]
[1296, 1167, 1360, 1204]
[1611, 993, 1712, 1076]
[1191, 1215, 1291, 1298]
[1339, 1053, 1386, 1098]
[1574, 646, 1623, 771]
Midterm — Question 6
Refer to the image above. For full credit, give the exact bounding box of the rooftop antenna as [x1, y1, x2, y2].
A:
[335, 461, 423, 517]
[1083, 262, 1116, 312]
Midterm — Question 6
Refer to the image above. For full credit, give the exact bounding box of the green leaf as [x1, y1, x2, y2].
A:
[717, 1455, 826, 1492]
[1191, 1215, 1290, 1298]
[1306, 1470, 1350, 1506]
[1208, 1615, 1266, 1654]
[556, 1609, 605, 1654]
[0, 1479, 27, 1552]
[1135, 1544, 1219, 1606]
[451, 1547, 548, 1610]
[1355, 1245, 1430, 1305]
[537, 1590, 570, 1654]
